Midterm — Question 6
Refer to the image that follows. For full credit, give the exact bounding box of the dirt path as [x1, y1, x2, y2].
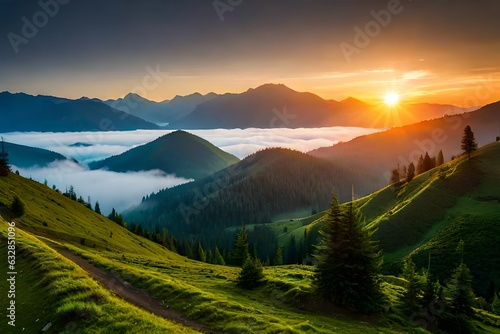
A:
[52, 246, 216, 333]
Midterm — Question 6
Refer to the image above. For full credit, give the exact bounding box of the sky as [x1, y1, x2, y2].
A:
[1, 0, 500, 106]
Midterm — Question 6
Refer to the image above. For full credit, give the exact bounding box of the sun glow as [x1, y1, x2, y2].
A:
[384, 92, 400, 107]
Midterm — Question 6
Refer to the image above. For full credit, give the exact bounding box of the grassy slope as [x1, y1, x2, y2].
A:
[0, 173, 420, 333]
[0, 219, 196, 333]
[4, 141, 68, 168]
[90, 130, 239, 180]
[304, 142, 500, 295]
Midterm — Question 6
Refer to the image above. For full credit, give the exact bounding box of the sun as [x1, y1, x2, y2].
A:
[384, 92, 400, 107]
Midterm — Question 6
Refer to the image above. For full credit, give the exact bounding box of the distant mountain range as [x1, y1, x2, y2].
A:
[309, 101, 500, 191]
[104, 92, 218, 125]
[0, 92, 159, 132]
[169, 84, 470, 129]
[3, 141, 69, 168]
[1, 85, 472, 132]
[90, 130, 239, 180]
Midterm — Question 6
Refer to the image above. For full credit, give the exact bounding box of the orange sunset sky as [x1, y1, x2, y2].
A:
[1, 0, 499, 107]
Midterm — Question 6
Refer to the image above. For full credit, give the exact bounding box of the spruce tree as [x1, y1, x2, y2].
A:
[461, 125, 478, 159]
[437, 150, 445, 166]
[11, 195, 26, 217]
[416, 154, 425, 174]
[390, 168, 400, 184]
[233, 225, 250, 266]
[446, 262, 475, 316]
[314, 195, 383, 312]
[273, 247, 283, 266]
[492, 293, 500, 315]
[198, 242, 206, 262]
[401, 257, 422, 311]
[0, 138, 11, 177]
[214, 246, 225, 265]
[423, 152, 433, 171]
[237, 257, 265, 289]
[407, 162, 416, 182]
[94, 201, 101, 215]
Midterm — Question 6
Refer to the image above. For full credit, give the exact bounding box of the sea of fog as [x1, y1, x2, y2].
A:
[2, 127, 380, 214]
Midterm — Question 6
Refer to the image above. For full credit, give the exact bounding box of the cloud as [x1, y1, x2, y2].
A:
[4, 127, 381, 214]
[13, 160, 192, 215]
[1, 127, 381, 161]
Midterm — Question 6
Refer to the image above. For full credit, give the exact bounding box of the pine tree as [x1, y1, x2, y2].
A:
[437, 150, 445, 166]
[423, 152, 433, 171]
[94, 201, 101, 215]
[198, 242, 206, 262]
[407, 162, 416, 182]
[446, 262, 475, 316]
[237, 257, 265, 289]
[390, 168, 400, 184]
[492, 293, 500, 315]
[206, 249, 213, 264]
[313, 195, 384, 312]
[233, 225, 250, 266]
[0, 138, 10, 177]
[273, 247, 283, 266]
[417, 154, 425, 174]
[401, 257, 421, 311]
[214, 246, 225, 265]
[11, 195, 26, 217]
[461, 125, 478, 159]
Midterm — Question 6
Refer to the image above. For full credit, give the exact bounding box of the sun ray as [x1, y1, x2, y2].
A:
[384, 92, 400, 107]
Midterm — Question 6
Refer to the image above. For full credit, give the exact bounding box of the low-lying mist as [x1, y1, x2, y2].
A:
[13, 160, 192, 215]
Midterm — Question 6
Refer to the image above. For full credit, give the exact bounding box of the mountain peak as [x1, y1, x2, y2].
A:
[340, 97, 369, 106]
[250, 83, 296, 93]
[124, 92, 149, 102]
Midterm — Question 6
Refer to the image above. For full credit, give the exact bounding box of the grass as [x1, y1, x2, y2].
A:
[61, 244, 411, 333]
[1, 143, 499, 333]
[0, 219, 197, 333]
[0, 172, 422, 333]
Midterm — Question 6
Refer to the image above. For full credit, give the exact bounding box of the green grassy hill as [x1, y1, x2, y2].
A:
[0, 169, 428, 333]
[304, 142, 500, 297]
[90, 130, 239, 180]
[3, 141, 69, 168]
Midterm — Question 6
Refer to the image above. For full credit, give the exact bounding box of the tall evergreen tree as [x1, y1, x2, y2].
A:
[11, 195, 26, 217]
[214, 246, 225, 265]
[401, 257, 421, 312]
[461, 125, 478, 159]
[94, 201, 101, 215]
[0, 137, 10, 177]
[198, 242, 206, 262]
[416, 154, 425, 174]
[273, 246, 283, 266]
[314, 195, 384, 312]
[437, 150, 445, 166]
[390, 168, 400, 184]
[423, 152, 434, 171]
[446, 262, 475, 316]
[407, 162, 416, 182]
[492, 293, 500, 315]
[233, 225, 250, 266]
